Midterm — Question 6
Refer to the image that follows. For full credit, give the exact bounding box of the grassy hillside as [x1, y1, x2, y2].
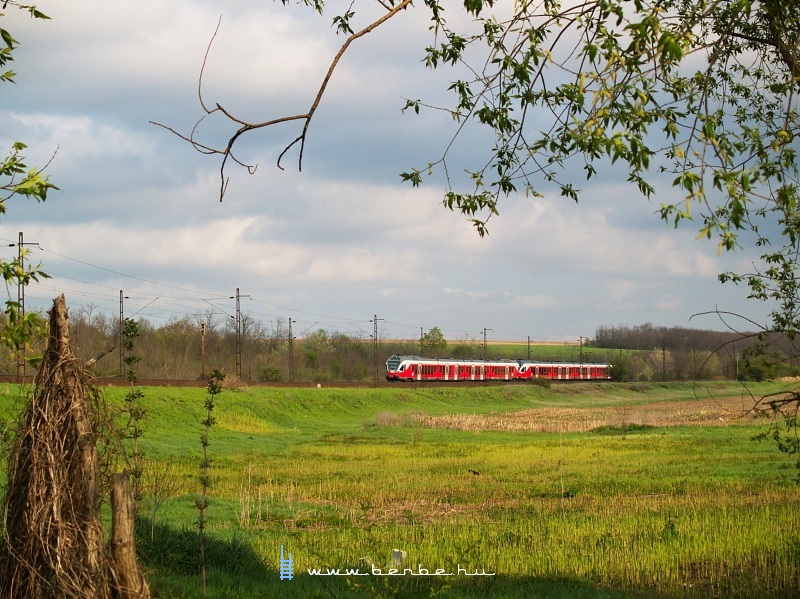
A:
[0, 381, 797, 598]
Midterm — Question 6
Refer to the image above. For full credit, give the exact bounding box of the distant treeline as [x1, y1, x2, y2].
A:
[594, 323, 745, 352]
[1, 310, 797, 383]
[592, 323, 800, 382]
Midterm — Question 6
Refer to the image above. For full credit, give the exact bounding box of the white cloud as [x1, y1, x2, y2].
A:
[0, 0, 775, 340]
[654, 294, 683, 311]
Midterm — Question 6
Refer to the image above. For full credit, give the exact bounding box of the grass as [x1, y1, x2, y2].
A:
[0, 380, 798, 598]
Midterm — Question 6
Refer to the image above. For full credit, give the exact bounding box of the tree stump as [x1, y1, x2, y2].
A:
[0, 294, 149, 598]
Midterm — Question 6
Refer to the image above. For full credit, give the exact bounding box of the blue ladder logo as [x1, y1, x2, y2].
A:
[279, 545, 294, 580]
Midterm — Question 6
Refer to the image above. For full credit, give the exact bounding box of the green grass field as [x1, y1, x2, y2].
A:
[0, 381, 798, 598]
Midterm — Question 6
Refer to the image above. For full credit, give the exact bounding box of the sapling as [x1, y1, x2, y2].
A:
[198, 369, 224, 599]
[122, 318, 145, 502]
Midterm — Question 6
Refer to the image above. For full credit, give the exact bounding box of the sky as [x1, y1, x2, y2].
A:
[0, 0, 775, 345]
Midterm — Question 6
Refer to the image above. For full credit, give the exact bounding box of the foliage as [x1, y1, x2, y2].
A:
[0, 253, 48, 357]
[421, 325, 448, 355]
[399, 0, 800, 304]
[608, 355, 630, 382]
[450, 339, 479, 359]
[0, 3, 56, 203]
[0, 4, 56, 355]
[738, 353, 778, 382]
[257, 364, 283, 382]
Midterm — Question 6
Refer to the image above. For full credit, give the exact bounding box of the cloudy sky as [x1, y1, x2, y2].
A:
[0, 0, 772, 344]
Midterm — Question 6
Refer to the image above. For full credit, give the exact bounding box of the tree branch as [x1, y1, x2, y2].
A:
[151, 0, 412, 200]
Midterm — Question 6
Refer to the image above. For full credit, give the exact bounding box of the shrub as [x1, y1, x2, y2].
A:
[257, 366, 283, 382]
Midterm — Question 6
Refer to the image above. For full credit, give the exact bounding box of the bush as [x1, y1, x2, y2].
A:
[609, 358, 630, 382]
[257, 366, 283, 382]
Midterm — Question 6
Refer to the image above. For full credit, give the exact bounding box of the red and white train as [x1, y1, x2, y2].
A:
[385, 355, 613, 382]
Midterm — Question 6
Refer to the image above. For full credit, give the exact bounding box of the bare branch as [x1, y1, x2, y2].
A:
[198, 16, 222, 115]
[152, 0, 412, 200]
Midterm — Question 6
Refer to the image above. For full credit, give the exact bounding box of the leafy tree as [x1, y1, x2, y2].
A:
[421, 326, 448, 356]
[160, 0, 797, 333]
[258, 364, 284, 382]
[608, 354, 630, 382]
[1, 3, 56, 355]
[161, 0, 800, 464]
[738, 352, 779, 382]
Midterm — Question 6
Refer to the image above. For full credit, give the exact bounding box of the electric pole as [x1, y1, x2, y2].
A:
[12, 232, 39, 378]
[288, 318, 296, 382]
[200, 322, 206, 378]
[371, 314, 385, 387]
[119, 290, 125, 377]
[236, 289, 241, 378]
[483, 328, 493, 361]
[232, 288, 251, 379]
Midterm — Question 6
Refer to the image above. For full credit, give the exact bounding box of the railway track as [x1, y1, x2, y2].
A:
[0, 374, 597, 389]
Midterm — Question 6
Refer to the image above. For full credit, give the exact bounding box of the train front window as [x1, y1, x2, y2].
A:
[386, 356, 403, 371]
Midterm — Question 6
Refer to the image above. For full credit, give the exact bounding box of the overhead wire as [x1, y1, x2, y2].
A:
[2, 238, 541, 342]
[16, 244, 383, 336]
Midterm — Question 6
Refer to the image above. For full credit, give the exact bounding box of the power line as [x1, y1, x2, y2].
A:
[1, 239, 555, 344]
